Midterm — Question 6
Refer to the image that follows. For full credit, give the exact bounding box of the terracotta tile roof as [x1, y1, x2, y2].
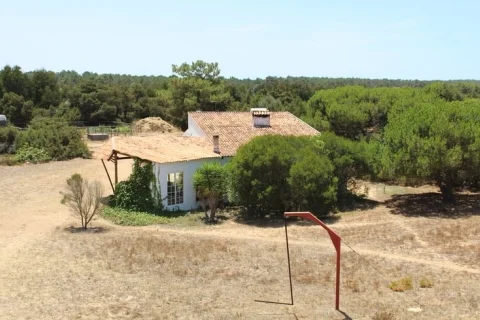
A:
[188, 111, 319, 156]
[93, 134, 221, 164]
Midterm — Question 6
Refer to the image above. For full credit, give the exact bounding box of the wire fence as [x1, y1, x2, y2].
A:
[84, 125, 139, 137]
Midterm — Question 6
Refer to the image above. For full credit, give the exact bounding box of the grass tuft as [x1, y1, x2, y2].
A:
[388, 276, 413, 292]
[419, 277, 434, 288]
[372, 311, 396, 320]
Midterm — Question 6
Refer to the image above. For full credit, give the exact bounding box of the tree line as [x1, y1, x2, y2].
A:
[2, 60, 480, 207]
[3, 61, 479, 129]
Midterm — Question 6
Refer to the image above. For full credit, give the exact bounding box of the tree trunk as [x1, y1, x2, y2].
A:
[438, 181, 456, 203]
[208, 197, 216, 222]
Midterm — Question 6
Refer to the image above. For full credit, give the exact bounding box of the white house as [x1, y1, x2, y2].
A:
[98, 109, 319, 211]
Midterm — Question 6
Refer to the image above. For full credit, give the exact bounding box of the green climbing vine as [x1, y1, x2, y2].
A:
[114, 158, 163, 213]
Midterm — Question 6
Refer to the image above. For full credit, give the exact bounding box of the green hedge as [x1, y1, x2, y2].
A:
[16, 117, 89, 160]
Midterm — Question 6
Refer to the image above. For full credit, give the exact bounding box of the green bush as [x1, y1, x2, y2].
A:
[114, 159, 162, 213]
[16, 117, 89, 160]
[15, 145, 51, 163]
[315, 132, 377, 199]
[288, 151, 338, 215]
[228, 135, 338, 218]
[0, 125, 18, 154]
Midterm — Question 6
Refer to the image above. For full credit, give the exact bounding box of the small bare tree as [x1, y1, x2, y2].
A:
[61, 174, 104, 229]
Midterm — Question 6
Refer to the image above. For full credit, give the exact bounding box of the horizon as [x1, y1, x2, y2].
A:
[6, 65, 480, 82]
[1, 0, 480, 80]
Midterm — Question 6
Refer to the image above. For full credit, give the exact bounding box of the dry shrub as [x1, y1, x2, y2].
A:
[419, 277, 434, 288]
[345, 278, 360, 292]
[372, 311, 396, 320]
[61, 174, 103, 229]
[388, 276, 413, 292]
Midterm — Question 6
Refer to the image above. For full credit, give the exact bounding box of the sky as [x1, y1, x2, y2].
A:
[0, 0, 479, 80]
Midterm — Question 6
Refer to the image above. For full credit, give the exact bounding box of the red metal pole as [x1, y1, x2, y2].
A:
[335, 243, 341, 310]
[284, 212, 341, 310]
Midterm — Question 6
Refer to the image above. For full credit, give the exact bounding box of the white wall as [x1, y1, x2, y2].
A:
[183, 114, 205, 137]
[154, 158, 226, 211]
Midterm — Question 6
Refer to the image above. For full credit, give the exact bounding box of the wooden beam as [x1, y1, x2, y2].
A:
[114, 151, 118, 186]
[101, 159, 115, 193]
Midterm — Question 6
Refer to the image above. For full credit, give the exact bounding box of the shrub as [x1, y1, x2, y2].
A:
[315, 132, 376, 199]
[288, 151, 337, 215]
[419, 277, 434, 288]
[114, 159, 162, 213]
[228, 135, 338, 218]
[16, 117, 89, 160]
[15, 145, 51, 163]
[61, 174, 104, 229]
[228, 135, 298, 218]
[0, 125, 18, 154]
[388, 276, 413, 292]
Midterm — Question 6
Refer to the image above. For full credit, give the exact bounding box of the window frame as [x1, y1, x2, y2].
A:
[167, 172, 184, 206]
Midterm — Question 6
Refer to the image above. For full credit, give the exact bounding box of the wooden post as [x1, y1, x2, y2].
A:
[114, 151, 118, 186]
[101, 159, 115, 193]
[284, 218, 294, 305]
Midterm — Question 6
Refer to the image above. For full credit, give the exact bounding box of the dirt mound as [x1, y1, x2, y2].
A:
[133, 117, 180, 133]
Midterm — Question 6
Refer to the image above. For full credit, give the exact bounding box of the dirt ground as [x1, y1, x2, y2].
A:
[0, 159, 479, 319]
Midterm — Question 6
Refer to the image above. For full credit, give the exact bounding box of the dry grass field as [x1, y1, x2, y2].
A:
[0, 158, 479, 319]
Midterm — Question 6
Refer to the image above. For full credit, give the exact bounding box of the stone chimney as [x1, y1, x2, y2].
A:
[213, 135, 220, 154]
[251, 108, 270, 127]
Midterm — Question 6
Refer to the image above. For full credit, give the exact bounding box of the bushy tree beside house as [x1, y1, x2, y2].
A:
[228, 135, 338, 218]
[288, 151, 338, 215]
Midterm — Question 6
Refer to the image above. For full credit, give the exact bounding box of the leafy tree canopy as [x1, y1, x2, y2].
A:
[228, 135, 338, 218]
[382, 100, 480, 202]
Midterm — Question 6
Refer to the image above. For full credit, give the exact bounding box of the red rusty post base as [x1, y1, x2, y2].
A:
[284, 212, 341, 310]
